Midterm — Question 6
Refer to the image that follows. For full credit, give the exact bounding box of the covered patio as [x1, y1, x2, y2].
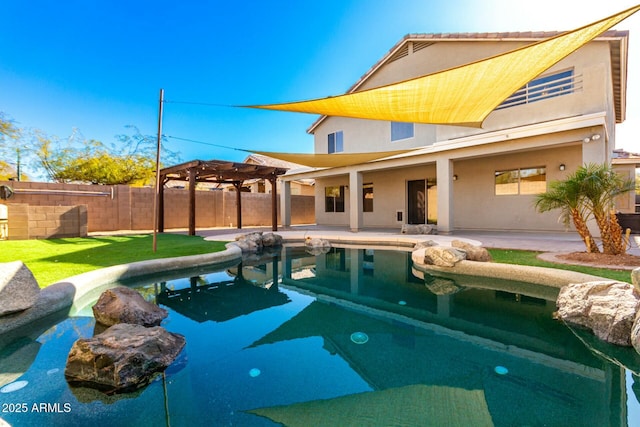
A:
[158, 159, 289, 235]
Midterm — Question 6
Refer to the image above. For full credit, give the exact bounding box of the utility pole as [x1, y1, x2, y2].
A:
[152, 88, 164, 252]
[16, 148, 21, 181]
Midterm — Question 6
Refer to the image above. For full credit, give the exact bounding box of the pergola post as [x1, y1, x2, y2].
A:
[233, 181, 243, 229]
[188, 167, 197, 236]
[270, 176, 278, 231]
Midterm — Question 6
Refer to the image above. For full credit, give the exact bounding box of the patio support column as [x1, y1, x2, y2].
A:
[436, 157, 453, 234]
[349, 170, 363, 232]
[233, 181, 243, 229]
[188, 167, 197, 236]
[280, 180, 291, 229]
[269, 176, 278, 231]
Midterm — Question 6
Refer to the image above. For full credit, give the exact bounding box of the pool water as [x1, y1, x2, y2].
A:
[2, 247, 640, 426]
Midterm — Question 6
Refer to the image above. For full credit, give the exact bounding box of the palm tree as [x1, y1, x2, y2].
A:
[534, 164, 635, 255]
[577, 163, 635, 255]
[535, 177, 600, 253]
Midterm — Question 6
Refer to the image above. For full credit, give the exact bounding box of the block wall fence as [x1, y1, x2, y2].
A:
[0, 181, 315, 240]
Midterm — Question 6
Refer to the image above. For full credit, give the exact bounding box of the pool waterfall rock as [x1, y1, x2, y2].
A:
[234, 232, 283, 253]
[305, 237, 332, 255]
[92, 286, 168, 327]
[64, 323, 186, 394]
[64, 287, 184, 394]
[556, 281, 640, 347]
[451, 240, 492, 262]
[0, 261, 40, 316]
[422, 246, 467, 267]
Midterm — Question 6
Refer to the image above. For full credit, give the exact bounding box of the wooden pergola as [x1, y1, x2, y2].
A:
[158, 159, 289, 235]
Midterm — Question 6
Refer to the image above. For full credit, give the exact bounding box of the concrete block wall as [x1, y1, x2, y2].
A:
[0, 181, 315, 236]
[6, 203, 87, 239]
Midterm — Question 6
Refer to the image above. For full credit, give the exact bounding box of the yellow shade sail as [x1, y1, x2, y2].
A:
[248, 4, 640, 127]
[250, 149, 413, 168]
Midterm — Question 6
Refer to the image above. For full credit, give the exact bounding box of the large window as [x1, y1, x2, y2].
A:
[363, 183, 373, 212]
[497, 69, 575, 110]
[391, 122, 414, 141]
[328, 131, 344, 153]
[495, 167, 546, 195]
[325, 186, 345, 212]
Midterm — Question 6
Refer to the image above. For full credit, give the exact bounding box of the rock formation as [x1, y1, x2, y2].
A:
[401, 224, 437, 235]
[92, 286, 168, 327]
[556, 281, 640, 346]
[0, 261, 40, 316]
[423, 246, 467, 267]
[451, 240, 492, 262]
[234, 232, 283, 253]
[304, 237, 331, 255]
[65, 323, 185, 394]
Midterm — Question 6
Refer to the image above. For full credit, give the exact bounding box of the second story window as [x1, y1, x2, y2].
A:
[497, 69, 576, 110]
[391, 122, 414, 141]
[328, 131, 344, 153]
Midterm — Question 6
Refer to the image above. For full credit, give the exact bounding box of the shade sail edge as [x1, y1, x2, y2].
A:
[244, 4, 640, 126]
[250, 149, 418, 168]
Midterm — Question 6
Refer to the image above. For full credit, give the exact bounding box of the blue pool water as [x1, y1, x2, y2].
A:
[1, 247, 640, 426]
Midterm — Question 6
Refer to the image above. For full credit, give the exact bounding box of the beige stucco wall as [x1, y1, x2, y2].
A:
[298, 35, 622, 234]
[313, 142, 595, 231]
[313, 41, 616, 155]
[453, 145, 581, 231]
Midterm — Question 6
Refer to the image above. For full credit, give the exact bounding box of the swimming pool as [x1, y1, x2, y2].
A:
[1, 246, 639, 426]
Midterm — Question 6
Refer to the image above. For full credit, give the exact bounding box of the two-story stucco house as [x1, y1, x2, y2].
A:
[278, 30, 630, 233]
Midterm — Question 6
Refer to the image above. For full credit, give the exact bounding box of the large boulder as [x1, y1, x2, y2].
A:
[451, 240, 492, 262]
[261, 233, 283, 247]
[0, 261, 40, 316]
[65, 323, 185, 394]
[632, 312, 640, 355]
[423, 246, 467, 267]
[401, 224, 437, 235]
[92, 287, 167, 327]
[234, 232, 265, 253]
[632, 267, 640, 293]
[556, 281, 640, 346]
[305, 237, 331, 255]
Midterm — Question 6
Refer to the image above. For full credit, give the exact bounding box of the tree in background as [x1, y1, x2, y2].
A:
[35, 126, 179, 186]
[535, 163, 635, 255]
[0, 113, 27, 181]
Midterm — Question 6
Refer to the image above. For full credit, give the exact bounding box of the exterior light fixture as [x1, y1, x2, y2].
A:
[452, 174, 458, 181]
[559, 164, 566, 171]
[583, 134, 601, 143]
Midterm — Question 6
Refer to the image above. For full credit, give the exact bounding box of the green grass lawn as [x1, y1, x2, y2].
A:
[0, 235, 630, 288]
[488, 249, 631, 282]
[0, 234, 228, 287]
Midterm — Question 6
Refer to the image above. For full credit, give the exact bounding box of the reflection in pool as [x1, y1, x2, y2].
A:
[1, 247, 640, 426]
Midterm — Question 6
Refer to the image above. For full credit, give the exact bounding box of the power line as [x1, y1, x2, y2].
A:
[163, 100, 235, 108]
[166, 135, 250, 153]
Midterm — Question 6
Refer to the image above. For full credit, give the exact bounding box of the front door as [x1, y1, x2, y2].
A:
[407, 179, 426, 224]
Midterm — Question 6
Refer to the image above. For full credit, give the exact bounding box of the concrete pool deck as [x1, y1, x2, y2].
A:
[197, 225, 640, 255]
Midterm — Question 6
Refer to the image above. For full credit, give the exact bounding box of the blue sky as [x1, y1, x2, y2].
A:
[2, 0, 640, 177]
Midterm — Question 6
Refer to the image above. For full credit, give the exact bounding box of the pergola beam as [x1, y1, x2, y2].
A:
[158, 159, 288, 235]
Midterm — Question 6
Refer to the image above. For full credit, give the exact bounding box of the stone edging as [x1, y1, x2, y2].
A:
[0, 244, 243, 338]
[413, 259, 611, 288]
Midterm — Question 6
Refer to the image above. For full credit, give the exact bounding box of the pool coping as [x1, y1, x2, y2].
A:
[0, 233, 619, 340]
